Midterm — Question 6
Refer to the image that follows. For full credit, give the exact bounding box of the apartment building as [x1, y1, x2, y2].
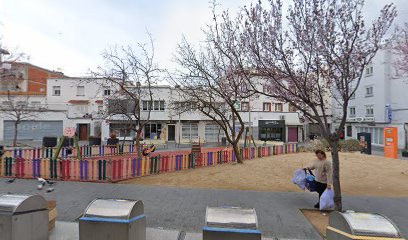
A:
[340, 49, 408, 149]
[1, 72, 306, 143]
[0, 62, 66, 142]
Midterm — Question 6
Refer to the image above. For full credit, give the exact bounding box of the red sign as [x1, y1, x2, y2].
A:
[63, 127, 76, 137]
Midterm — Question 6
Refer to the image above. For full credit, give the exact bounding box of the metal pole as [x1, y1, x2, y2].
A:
[178, 90, 181, 145]
[248, 96, 251, 135]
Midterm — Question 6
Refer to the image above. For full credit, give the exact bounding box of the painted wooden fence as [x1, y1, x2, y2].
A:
[0, 144, 297, 182]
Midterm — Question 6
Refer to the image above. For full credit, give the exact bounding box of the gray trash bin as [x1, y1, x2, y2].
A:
[327, 211, 403, 240]
[0, 194, 49, 240]
[79, 198, 146, 240]
[203, 206, 261, 240]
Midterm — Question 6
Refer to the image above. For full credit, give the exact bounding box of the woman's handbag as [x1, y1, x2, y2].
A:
[305, 168, 316, 192]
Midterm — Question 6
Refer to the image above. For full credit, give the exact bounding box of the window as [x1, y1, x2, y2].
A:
[349, 107, 356, 117]
[104, 89, 111, 96]
[98, 105, 104, 114]
[365, 105, 374, 116]
[31, 101, 41, 108]
[274, 103, 283, 112]
[365, 86, 374, 97]
[144, 123, 162, 139]
[263, 102, 271, 111]
[365, 66, 373, 76]
[76, 104, 88, 114]
[205, 124, 224, 142]
[357, 127, 384, 145]
[160, 100, 165, 111]
[110, 123, 135, 138]
[76, 86, 85, 96]
[288, 104, 297, 112]
[154, 100, 159, 110]
[346, 125, 352, 137]
[241, 102, 249, 111]
[182, 124, 198, 140]
[16, 101, 27, 107]
[142, 101, 148, 111]
[52, 86, 61, 96]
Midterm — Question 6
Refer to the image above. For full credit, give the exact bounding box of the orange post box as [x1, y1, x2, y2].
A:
[384, 127, 398, 159]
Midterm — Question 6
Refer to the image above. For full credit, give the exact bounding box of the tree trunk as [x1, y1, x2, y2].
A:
[330, 140, 342, 211]
[232, 142, 243, 164]
[13, 121, 19, 147]
[135, 129, 142, 159]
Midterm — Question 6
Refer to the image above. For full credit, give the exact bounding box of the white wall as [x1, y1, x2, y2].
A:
[344, 49, 408, 149]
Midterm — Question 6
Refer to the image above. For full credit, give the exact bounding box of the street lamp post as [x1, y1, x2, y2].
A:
[175, 85, 181, 145]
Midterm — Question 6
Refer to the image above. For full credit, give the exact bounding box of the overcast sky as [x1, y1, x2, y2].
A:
[1, 0, 407, 77]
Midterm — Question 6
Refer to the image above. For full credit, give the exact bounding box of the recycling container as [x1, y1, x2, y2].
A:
[327, 211, 403, 240]
[0, 194, 49, 240]
[203, 206, 261, 240]
[79, 198, 146, 240]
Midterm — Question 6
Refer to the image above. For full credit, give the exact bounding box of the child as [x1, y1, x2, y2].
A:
[305, 150, 333, 209]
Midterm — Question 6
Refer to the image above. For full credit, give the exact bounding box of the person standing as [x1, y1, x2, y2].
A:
[306, 150, 333, 209]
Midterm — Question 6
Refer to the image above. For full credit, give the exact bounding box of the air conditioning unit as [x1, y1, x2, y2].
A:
[279, 115, 286, 120]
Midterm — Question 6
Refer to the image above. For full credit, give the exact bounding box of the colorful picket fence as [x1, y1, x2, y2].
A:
[0, 144, 297, 182]
[0, 144, 143, 160]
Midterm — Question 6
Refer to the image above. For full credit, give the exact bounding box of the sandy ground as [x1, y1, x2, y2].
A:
[122, 152, 408, 197]
[301, 209, 330, 237]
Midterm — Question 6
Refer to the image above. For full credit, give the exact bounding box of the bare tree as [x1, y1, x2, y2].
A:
[172, 4, 256, 163]
[233, 0, 396, 210]
[93, 34, 161, 158]
[0, 95, 47, 146]
[393, 23, 408, 76]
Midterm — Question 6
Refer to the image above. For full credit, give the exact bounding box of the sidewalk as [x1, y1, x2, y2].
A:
[50, 221, 276, 240]
[1, 179, 407, 239]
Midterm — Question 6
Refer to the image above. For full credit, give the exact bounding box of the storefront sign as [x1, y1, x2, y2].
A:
[385, 104, 392, 123]
[259, 120, 285, 127]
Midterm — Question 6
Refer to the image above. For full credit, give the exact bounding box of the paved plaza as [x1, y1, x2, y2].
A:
[1, 179, 407, 239]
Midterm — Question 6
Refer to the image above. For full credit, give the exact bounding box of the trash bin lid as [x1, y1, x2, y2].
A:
[0, 194, 47, 213]
[205, 207, 258, 229]
[341, 212, 401, 237]
[83, 199, 144, 220]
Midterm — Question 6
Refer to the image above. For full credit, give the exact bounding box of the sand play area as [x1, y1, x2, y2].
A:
[123, 152, 408, 197]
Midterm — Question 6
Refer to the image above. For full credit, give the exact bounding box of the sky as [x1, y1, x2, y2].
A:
[0, 0, 407, 77]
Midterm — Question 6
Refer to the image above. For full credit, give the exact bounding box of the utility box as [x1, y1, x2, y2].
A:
[327, 211, 403, 240]
[203, 206, 261, 240]
[79, 198, 146, 240]
[0, 194, 49, 240]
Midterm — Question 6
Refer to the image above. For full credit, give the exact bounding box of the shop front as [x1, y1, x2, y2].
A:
[259, 120, 285, 142]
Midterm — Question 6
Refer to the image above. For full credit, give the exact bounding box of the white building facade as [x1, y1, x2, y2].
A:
[340, 49, 408, 149]
[1, 77, 306, 144]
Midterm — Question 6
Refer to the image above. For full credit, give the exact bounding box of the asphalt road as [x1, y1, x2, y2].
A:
[1, 179, 407, 239]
